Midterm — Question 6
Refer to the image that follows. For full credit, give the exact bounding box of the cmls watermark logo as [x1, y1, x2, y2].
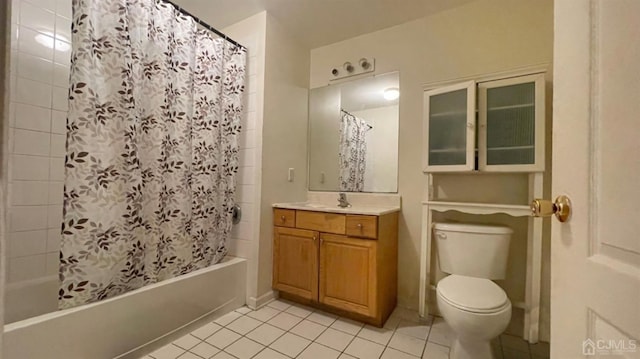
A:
[583, 338, 638, 356]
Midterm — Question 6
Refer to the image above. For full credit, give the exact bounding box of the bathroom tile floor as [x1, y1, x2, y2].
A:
[141, 300, 549, 359]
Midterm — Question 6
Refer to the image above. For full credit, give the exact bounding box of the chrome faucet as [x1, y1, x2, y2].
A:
[337, 192, 351, 208]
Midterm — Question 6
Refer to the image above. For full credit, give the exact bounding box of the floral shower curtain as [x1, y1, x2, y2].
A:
[59, 0, 246, 308]
[339, 110, 368, 192]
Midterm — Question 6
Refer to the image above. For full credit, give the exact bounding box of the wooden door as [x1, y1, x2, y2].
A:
[319, 233, 377, 317]
[273, 227, 319, 300]
[551, 0, 640, 357]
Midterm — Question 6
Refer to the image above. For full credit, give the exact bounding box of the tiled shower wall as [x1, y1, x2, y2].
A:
[7, 0, 71, 284]
[6, 0, 259, 289]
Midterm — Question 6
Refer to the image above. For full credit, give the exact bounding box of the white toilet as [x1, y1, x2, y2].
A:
[434, 223, 513, 359]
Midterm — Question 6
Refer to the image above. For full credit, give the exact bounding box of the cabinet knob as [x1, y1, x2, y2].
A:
[280, 215, 286, 222]
[357, 223, 363, 229]
[312, 235, 317, 241]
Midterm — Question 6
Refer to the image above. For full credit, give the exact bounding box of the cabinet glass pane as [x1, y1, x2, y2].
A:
[428, 89, 467, 166]
[486, 82, 535, 165]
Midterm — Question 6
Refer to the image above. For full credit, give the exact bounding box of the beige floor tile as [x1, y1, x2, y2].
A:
[344, 337, 385, 359]
[269, 332, 311, 358]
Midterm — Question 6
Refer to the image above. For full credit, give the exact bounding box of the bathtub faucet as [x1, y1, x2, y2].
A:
[337, 192, 351, 208]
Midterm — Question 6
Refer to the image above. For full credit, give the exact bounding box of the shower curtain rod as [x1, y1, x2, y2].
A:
[161, 0, 246, 50]
[341, 108, 373, 129]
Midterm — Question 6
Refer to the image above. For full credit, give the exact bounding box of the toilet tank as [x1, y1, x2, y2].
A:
[434, 222, 512, 280]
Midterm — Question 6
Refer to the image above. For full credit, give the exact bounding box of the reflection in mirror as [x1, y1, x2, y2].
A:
[308, 72, 399, 193]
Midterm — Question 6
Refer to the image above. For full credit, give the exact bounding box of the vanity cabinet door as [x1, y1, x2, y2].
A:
[478, 73, 545, 171]
[423, 80, 476, 172]
[319, 234, 377, 317]
[273, 227, 319, 301]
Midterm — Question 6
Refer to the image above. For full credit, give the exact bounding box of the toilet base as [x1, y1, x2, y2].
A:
[450, 336, 495, 359]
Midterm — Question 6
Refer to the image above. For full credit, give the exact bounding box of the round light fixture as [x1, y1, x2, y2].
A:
[383, 87, 400, 101]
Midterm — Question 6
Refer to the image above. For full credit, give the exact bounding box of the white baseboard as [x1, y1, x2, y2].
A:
[247, 290, 276, 310]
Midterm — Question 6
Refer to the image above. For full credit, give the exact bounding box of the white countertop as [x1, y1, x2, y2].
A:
[272, 202, 401, 216]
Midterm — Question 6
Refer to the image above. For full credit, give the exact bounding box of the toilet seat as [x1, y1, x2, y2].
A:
[437, 275, 509, 314]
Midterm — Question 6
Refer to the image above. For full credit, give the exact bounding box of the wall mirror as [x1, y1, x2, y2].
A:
[308, 72, 399, 193]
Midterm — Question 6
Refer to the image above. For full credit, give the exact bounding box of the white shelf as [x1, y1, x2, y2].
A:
[487, 103, 534, 111]
[487, 145, 534, 151]
[423, 200, 532, 217]
[429, 110, 467, 118]
[429, 148, 466, 153]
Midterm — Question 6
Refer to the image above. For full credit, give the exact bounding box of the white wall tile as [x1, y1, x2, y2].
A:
[18, 26, 54, 60]
[11, 0, 20, 24]
[54, 14, 71, 41]
[247, 92, 257, 112]
[47, 228, 61, 252]
[15, 103, 52, 132]
[47, 204, 63, 228]
[12, 154, 50, 180]
[230, 238, 253, 259]
[23, 0, 56, 12]
[20, 1, 55, 34]
[45, 252, 59, 275]
[240, 129, 256, 149]
[17, 51, 54, 84]
[231, 221, 253, 241]
[237, 184, 254, 203]
[9, 254, 47, 282]
[49, 156, 65, 181]
[52, 62, 69, 87]
[55, 0, 71, 19]
[248, 57, 257, 76]
[11, 180, 49, 205]
[244, 110, 256, 130]
[53, 40, 71, 64]
[15, 77, 52, 108]
[239, 148, 255, 167]
[51, 86, 68, 111]
[14, 129, 51, 156]
[10, 49, 18, 74]
[238, 166, 255, 185]
[11, 23, 19, 50]
[10, 205, 49, 231]
[248, 75, 257, 94]
[48, 181, 63, 204]
[9, 230, 47, 257]
[51, 109, 66, 133]
[49, 133, 65, 157]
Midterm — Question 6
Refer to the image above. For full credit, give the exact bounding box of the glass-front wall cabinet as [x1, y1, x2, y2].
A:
[423, 81, 476, 172]
[423, 73, 545, 173]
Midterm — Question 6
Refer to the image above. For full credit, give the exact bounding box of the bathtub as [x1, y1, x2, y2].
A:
[3, 256, 247, 359]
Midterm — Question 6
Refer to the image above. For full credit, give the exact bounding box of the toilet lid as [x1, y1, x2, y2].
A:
[437, 275, 509, 313]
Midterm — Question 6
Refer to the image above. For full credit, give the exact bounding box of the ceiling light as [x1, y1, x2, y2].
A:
[383, 87, 399, 101]
[35, 32, 71, 52]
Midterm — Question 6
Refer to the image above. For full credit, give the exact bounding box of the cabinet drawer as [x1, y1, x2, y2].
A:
[346, 215, 378, 239]
[274, 209, 296, 228]
[296, 210, 346, 235]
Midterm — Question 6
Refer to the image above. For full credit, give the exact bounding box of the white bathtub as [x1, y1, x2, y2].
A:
[3, 256, 247, 359]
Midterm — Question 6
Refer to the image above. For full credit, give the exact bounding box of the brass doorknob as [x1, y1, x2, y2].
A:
[531, 195, 572, 222]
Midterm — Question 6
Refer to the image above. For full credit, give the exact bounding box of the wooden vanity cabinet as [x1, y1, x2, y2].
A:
[272, 208, 398, 327]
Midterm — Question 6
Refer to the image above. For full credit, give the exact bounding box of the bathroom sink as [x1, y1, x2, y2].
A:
[272, 201, 400, 216]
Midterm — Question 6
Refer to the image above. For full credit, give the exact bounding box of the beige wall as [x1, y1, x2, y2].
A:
[310, 0, 553, 339]
[256, 14, 310, 298]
